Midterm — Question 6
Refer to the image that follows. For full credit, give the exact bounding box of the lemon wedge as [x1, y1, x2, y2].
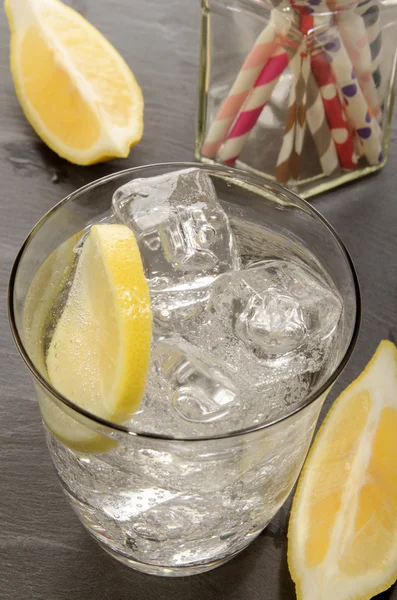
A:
[5, 0, 143, 165]
[45, 224, 152, 449]
[288, 340, 397, 600]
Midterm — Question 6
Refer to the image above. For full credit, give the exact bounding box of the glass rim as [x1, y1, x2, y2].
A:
[8, 161, 361, 442]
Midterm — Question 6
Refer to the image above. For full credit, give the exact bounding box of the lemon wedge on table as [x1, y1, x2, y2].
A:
[288, 340, 397, 600]
[5, 0, 143, 165]
[43, 224, 152, 452]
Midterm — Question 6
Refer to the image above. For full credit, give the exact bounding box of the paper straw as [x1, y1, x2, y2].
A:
[322, 30, 382, 165]
[287, 0, 339, 177]
[218, 39, 298, 164]
[288, 0, 340, 176]
[298, 0, 357, 169]
[201, 11, 290, 158]
[305, 58, 340, 175]
[336, 9, 381, 121]
[275, 51, 302, 183]
[311, 51, 358, 170]
[291, 52, 308, 180]
[356, 0, 382, 91]
[289, 0, 315, 35]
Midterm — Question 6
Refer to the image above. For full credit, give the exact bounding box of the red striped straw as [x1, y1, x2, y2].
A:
[290, 0, 358, 170]
[311, 52, 358, 170]
[290, 2, 340, 176]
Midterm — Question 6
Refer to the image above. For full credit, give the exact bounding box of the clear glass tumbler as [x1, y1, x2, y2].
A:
[9, 163, 360, 576]
[196, 0, 397, 198]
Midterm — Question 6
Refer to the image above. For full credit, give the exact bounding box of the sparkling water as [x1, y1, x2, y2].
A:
[43, 169, 344, 574]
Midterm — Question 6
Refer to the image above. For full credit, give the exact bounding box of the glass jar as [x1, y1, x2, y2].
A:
[196, 0, 397, 198]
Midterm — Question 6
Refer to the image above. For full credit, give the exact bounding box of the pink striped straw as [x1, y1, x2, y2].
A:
[201, 10, 291, 159]
[218, 41, 298, 164]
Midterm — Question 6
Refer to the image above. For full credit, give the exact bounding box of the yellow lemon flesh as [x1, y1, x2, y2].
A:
[288, 340, 397, 600]
[5, 0, 143, 165]
[45, 224, 152, 450]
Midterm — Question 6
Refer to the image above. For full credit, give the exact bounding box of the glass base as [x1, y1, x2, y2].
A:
[63, 480, 269, 578]
[96, 537, 258, 577]
[195, 151, 387, 199]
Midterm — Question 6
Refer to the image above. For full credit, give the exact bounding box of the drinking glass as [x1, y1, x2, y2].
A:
[8, 163, 360, 576]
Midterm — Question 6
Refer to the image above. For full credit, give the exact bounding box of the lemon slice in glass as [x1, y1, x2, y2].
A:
[44, 224, 152, 451]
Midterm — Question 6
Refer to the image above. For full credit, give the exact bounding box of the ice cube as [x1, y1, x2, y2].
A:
[235, 287, 306, 356]
[128, 257, 342, 437]
[150, 280, 211, 334]
[211, 259, 342, 363]
[153, 338, 240, 423]
[112, 168, 240, 283]
[148, 257, 343, 430]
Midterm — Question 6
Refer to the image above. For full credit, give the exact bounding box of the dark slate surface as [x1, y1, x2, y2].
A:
[1, 1, 396, 598]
